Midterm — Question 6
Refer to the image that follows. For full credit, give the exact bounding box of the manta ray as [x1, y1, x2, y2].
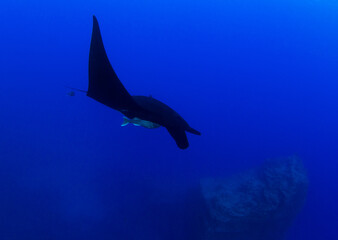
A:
[88, 16, 201, 149]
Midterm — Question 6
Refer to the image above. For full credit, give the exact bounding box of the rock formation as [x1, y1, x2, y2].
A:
[200, 156, 308, 240]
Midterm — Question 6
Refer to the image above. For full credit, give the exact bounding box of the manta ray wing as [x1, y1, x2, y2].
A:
[88, 16, 141, 113]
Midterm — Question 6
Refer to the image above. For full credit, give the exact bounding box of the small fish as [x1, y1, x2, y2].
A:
[121, 116, 160, 129]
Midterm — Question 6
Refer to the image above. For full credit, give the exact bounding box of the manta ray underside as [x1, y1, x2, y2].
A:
[88, 15, 201, 149]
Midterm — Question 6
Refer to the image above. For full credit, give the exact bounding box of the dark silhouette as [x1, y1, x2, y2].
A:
[88, 16, 201, 149]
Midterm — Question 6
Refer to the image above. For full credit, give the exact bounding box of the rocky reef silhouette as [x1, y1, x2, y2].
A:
[200, 156, 308, 240]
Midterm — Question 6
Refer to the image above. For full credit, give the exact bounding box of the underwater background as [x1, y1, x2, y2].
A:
[1, 0, 337, 239]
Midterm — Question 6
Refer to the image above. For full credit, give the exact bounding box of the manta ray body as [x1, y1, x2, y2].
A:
[88, 16, 201, 149]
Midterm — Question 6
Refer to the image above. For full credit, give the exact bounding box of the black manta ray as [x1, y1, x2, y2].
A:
[88, 16, 201, 149]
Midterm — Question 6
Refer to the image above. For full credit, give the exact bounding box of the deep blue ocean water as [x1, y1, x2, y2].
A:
[1, 0, 337, 239]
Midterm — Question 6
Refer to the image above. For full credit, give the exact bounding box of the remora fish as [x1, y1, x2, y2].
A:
[121, 116, 160, 129]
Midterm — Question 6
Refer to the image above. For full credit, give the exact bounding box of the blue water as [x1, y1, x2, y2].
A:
[1, 0, 337, 239]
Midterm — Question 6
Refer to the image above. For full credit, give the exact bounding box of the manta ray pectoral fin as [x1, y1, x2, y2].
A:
[166, 127, 189, 149]
[88, 16, 142, 113]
